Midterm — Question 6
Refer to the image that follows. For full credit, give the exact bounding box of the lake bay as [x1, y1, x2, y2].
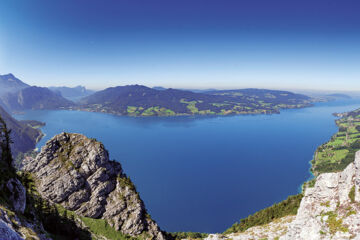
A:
[14, 99, 360, 233]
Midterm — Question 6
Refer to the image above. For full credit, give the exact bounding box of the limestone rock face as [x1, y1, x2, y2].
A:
[0, 219, 24, 240]
[22, 132, 164, 239]
[282, 151, 360, 240]
[0, 208, 49, 240]
[205, 151, 360, 240]
[6, 178, 26, 213]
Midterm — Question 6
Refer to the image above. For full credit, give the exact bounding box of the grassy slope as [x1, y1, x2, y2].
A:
[311, 108, 360, 175]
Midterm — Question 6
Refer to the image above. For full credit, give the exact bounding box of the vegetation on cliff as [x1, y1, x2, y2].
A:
[0, 116, 160, 240]
[224, 107, 360, 236]
[168, 232, 208, 240]
[224, 194, 303, 234]
[0, 114, 16, 187]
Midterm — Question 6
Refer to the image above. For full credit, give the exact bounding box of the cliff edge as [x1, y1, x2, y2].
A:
[205, 151, 360, 240]
[282, 151, 360, 240]
[22, 132, 165, 240]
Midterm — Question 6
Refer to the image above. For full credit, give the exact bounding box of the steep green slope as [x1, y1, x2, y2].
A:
[224, 194, 303, 234]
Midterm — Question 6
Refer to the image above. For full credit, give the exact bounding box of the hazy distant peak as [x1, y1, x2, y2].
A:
[1, 73, 15, 78]
[152, 86, 167, 91]
[0, 73, 30, 96]
[0, 73, 28, 84]
[48, 85, 95, 100]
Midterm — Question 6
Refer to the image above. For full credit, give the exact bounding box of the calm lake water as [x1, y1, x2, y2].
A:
[14, 99, 360, 233]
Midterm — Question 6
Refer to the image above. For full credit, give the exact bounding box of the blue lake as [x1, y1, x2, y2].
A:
[14, 99, 360, 233]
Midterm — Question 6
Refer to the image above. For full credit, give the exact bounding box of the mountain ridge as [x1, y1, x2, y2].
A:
[0, 74, 29, 97]
[78, 84, 314, 116]
[1, 86, 75, 111]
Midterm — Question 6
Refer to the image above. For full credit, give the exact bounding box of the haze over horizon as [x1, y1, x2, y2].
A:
[1, 0, 360, 91]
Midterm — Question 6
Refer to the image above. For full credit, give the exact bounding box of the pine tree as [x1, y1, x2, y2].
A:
[0, 115, 13, 168]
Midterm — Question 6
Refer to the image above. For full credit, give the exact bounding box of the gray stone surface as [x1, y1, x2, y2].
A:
[282, 151, 360, 240]
[6, 178, 26, 213]
[22, 132, 164, 239]
[0, 219, 24, 240]
[0, 208, 49, 240]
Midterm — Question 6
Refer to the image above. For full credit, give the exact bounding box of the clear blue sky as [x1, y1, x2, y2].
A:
[1, 0, 359, 91]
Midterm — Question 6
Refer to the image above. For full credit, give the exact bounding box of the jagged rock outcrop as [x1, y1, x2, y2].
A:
[22, 132, 165, 239]
[282, 151, 360, 240]
[0, 217, 23, 240]
[6, 178, 26, 213]
[0, 207, 50, 240]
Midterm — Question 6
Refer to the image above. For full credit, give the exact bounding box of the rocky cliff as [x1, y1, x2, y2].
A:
[282, 151, 360, 240]
[205, 151, 360, 240]
[22, 132, 165, 240]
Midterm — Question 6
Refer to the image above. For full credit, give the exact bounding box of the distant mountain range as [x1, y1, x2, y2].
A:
[79, 85, 314, 116]
[1, 73, 348, 117]
[326, 93, 352, 99]
[49, 85, 95, 101]
[0, 74, 79, 112]
[1, 86, 74, 111]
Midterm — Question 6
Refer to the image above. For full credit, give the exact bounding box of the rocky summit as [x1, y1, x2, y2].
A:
[22, 132, 165, 240]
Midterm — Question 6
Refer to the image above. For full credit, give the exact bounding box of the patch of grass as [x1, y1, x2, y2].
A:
[323, 211, 348, 235]
[127, 106, 138, 114]
[141, 107, 156, 116]
[349, 185, 355, 203]
[346, 209, 356, 217]
[118, 175, 134, 189]
[169, 232, 208, 240]
[180, 99, 199, 114]
[302, 178, 316, 191]
[81, 217, 138, 240]
[320, 201, 330, 208]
